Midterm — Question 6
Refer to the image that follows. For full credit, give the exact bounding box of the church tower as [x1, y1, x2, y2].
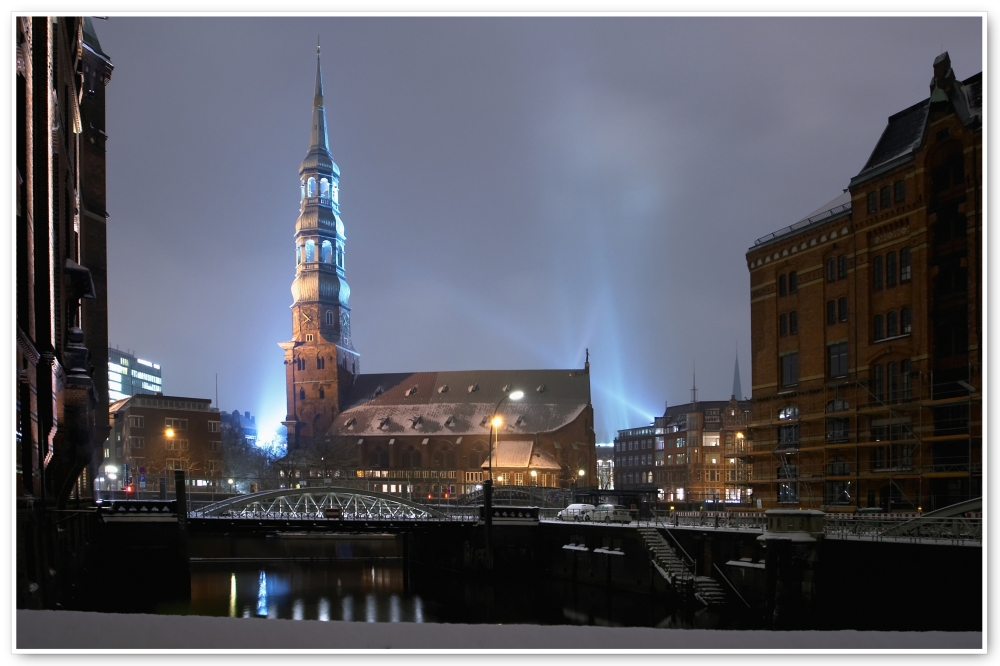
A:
[280, 44, 359, 450]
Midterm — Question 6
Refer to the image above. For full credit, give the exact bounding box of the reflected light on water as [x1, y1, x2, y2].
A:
[256, 571, 267, 617]
[366, 593, 377, 622]
[229, 574, 236, 618]
[341, 596, 353, 622]
[414, 595, 423, 623]
[390, 595, 401, 623]
[293, 598, 304, 621]
[318, 597, 330, 621]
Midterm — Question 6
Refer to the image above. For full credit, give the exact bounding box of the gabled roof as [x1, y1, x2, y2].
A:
[329, 368, 591, 438]
[851, 72, 981, 187]
[480, 441, 562, 470]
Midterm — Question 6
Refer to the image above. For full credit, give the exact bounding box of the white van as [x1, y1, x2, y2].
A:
[557, 503, 596, 522]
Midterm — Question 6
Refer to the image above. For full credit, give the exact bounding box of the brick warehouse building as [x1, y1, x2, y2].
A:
[106, 395, 223, 494]
[277, 47, 596, 494]
[744, 53, 981, 512]
[16, 17, 113, 608]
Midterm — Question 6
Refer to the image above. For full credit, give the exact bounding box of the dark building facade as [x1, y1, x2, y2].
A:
[16, 16, 112, 505]
[16, 16, 113, 608]
[280, 48, 596, 491]
[745, 53, 982, 512]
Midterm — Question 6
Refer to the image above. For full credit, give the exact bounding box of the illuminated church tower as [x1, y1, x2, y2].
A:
[280, 44, 359, 450]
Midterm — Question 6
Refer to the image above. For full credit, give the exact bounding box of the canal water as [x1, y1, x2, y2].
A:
[153, 561, 757, 629]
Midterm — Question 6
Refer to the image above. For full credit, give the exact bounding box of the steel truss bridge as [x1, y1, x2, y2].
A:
[195, 487, 477, 523]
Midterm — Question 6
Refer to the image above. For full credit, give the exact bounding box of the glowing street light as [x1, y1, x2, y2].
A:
[530, 470, 537, 486]
[484, 388, 524, 570]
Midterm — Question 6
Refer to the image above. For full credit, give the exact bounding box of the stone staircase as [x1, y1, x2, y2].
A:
[637, 526, 728, 607]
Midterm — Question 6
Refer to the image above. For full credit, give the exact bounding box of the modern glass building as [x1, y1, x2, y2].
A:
[108, 347, 163, 401]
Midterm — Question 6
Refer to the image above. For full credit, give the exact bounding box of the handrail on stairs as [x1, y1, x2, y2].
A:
[657, 526, 697, 574]
[712, 562, 751, 610]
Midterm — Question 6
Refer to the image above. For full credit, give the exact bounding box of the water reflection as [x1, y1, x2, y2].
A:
[179, 561, 738, 629]
[318, 597, 330, 621]
[256, 571, 267, 617]
[340, 596, 351, 622]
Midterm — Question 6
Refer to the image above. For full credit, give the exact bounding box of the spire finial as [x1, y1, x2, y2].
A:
[317, 35, 321, 55]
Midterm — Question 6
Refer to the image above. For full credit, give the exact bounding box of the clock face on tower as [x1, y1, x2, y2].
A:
[340, 310, 350, 337]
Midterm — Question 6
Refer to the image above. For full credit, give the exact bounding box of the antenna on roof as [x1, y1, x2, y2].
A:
[691, 360, 698, 405]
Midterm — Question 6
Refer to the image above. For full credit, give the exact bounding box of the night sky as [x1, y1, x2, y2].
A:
[94, 16, 982, 443]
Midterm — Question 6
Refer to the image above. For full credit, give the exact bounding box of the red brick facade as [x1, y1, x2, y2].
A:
[744, 57, 981, 512]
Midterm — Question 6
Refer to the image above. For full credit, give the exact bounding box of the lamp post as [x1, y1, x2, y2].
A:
[484, 389, 524, 571]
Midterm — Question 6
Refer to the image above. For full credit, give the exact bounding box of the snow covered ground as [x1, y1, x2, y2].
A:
[16, 610, 982, 651]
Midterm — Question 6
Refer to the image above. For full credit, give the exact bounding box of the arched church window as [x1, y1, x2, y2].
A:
[320, 178, 330, 199]
[332, 181, 339, 204]
[336, 245, 344, 269]
[319, 387, 325, 399]
[321, 240, 333, 263]
[307, 177, 317, 197]
[296, 245, 302, 265]
[326, 310, 334, 325]
[299, 389, 306, 401]
[300, 181, 306, 200]
[305, 240, 316, 263]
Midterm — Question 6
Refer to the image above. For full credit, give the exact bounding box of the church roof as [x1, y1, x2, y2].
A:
[328, 368, 591, 438]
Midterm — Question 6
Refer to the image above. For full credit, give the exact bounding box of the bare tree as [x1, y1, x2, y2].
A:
[223, 420, 273, 492]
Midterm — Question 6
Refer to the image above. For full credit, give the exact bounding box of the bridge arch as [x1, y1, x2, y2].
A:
[197, 486, 448, 520]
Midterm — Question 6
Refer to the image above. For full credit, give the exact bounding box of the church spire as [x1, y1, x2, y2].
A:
[308, 39, 332, 161]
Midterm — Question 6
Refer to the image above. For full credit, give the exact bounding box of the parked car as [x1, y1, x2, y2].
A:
[591, 504, 632, 524]
[557, 503, 596, 521]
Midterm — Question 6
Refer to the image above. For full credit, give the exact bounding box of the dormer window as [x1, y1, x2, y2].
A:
[536, 384, 546, 393]
[345, 417, 356, 428]
[468, 384, 479, 393]
[438, 385, 449, 394]
[445, 416, 455, 427]
[410, 416, 422, 429]
[378, 417, 390, 430]
[405, 386, 418, 397]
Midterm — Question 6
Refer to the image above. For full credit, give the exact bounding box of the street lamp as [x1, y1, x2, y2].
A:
[530, 470, 537, 486]
[228, 478, 235, 495]
[484, 389, 524, 570]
